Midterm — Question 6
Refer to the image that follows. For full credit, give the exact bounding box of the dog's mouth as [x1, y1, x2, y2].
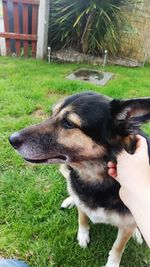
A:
[24, 155, 69, 164]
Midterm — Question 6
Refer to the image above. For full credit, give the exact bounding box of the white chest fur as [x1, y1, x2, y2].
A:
[69, 186, 135, 228]
[59, 164, 135, 228]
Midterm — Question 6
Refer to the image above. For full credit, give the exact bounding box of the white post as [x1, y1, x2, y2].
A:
[0, 1, 6, 56]
[36, 0, 50, 59]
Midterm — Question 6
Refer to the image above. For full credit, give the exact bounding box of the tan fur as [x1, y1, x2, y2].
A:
[105, 226, 136, 266]
[67, 112, 82, 127]
[122, 135, 136, 152]
[77, 207, 90, 248]
[123, 135, 132, 147]
[42, 105, 106, 163]
[78, 207, 89, 228]
[54, 105, 105, 161]
[57, 128, 105, 160]
[70, 160, 105, 183]
[57, 106, 73, 119]
[115, 227, 135, 255]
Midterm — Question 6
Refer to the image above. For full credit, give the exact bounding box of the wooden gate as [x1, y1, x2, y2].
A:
[0, 0, 39, 57]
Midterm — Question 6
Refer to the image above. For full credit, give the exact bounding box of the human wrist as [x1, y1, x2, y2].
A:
[119, 186, 150, 212]
[123, 187, 150, 248]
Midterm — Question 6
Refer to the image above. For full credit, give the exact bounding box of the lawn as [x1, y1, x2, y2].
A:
[0, 57, 150, 267]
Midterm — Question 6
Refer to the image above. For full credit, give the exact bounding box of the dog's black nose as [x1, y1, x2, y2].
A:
[9, 132, 23, 149]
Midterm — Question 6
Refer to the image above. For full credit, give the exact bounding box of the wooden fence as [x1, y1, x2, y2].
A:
[0, 0, 39, 57]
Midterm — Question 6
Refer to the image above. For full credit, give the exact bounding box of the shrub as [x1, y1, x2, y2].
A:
[49, 0, 132, 56]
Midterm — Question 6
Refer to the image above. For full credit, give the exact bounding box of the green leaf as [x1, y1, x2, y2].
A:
[73, 10, 86, 27]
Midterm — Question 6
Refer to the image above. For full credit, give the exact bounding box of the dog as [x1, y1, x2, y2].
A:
[9, 92, 150, 267]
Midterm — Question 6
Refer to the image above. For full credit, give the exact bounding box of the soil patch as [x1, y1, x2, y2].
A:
[52, 49, 142, 67]
[32, 108, 47, 120]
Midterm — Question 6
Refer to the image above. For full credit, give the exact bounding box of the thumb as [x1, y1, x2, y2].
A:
[135, 135, 148, 155]
[117, 148, 131, 161]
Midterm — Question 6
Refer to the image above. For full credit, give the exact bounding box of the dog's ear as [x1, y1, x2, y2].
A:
[110, 98, 150, 135]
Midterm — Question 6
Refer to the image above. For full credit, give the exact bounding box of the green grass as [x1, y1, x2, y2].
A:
[0, 57, 150, 267]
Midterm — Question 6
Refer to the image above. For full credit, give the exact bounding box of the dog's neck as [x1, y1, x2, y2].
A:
[69, 159, 107, 183]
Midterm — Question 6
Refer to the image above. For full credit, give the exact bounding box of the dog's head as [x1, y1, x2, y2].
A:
[9, 92, 150, 164]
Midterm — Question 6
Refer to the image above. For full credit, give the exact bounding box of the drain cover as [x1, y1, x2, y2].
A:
[67, 68, 114, 86]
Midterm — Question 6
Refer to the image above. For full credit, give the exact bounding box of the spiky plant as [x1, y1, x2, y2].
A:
[49, 0, 132, 56]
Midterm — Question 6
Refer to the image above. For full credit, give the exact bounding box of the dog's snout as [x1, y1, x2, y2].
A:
[9, 132, 23, 149]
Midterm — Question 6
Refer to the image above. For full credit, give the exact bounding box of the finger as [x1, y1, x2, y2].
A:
[135, 135, 148, 154]
[108, 168, 117, 178]
[108, 161, 116, 168]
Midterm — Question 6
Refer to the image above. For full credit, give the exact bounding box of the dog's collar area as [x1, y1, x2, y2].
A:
[24, 155, 68, 164]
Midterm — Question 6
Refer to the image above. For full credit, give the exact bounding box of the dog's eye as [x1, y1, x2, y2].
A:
[62, 118, 76, 129]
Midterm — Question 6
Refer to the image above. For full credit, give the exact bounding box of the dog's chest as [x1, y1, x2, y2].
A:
[60, 164, 134, 227]
[68, 164, 129, 212]
[69, 164, 132, 225]
[71, 190, 109, 224]
[69, 185, 134, 227]
[82, 205, 108, 224]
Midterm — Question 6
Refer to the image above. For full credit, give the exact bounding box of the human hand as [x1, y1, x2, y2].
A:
[108, 135, 150, 247]
[108, 135, 150, 206]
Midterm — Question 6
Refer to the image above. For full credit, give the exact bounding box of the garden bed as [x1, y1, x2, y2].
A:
[52, 49, 142, 67]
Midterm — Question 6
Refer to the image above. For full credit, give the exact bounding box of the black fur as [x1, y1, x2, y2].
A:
[69, 166, 129, 214]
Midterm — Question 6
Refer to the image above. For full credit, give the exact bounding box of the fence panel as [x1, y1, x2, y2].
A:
[23, 3, 28, 57]
[31, 4, 38, 57]
[0, 0, 39, 57]
[13, 1, 20, 56]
